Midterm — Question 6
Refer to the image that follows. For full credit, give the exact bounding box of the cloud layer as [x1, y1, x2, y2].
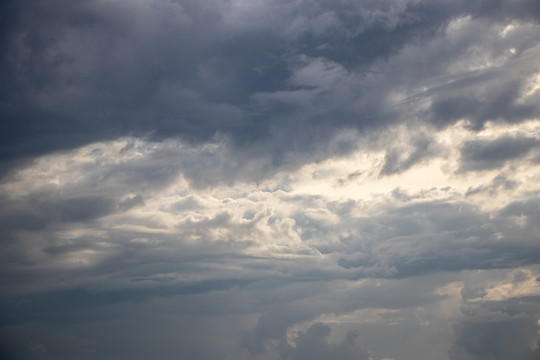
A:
[1, 1, 540, 359]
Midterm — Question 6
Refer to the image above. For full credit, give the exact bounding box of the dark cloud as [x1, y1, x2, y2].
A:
[499, 198, 540, 233]
[3, 1, 540, 359]
[450, 318, 539, 360]
[465, 174, 520, 197]
[449, 296, 540, 360]
[459, 135, 538, 172]
[379, 132, 439, 176]
[1, 0, 540, 179]
[241, 273, 454, 356]
[428, 77, 539, 130]
[450, 269, 540, 360]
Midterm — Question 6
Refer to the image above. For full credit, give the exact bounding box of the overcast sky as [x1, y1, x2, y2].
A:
[1, 1, 540, 359]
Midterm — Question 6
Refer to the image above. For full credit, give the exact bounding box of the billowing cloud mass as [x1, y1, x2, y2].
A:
[1, 1, 540, 359]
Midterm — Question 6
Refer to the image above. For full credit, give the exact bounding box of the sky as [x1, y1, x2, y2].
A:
[1, 0, 540, 359]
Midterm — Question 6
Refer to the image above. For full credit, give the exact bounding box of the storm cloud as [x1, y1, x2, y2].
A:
[1, 1, 540, 359]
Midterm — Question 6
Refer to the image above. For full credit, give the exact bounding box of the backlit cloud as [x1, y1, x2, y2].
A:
[1, 1, 540, 359]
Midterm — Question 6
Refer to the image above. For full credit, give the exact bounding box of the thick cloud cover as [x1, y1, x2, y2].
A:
[2, 1, 540, 359]
[3, 0, 540, 176]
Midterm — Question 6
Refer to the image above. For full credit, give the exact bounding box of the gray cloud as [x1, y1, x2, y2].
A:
[279, 323, 372, 360]
[379, 132, 440, 176]
[2, 0, 540, 179]
[450, 318, 540, 360]
[465, 174, 520, 197]
[3, 1, 540, 359]
[459, 135, 538, 172]
[449, 291, 540, 360]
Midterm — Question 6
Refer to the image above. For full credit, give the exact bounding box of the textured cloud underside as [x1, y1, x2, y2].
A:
[2, 120, 540, 359]
[2, 1, 540, 359]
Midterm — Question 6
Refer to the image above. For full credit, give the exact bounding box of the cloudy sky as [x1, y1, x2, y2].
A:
[2, 1, 540, 359]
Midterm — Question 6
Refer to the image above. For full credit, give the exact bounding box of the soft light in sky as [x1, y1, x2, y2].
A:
[1, 1, 540, 359]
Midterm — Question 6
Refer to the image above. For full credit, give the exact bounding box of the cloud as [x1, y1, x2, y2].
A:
[450, 318, 540, 360]
[449, 267, 540, 359]
[465, 174, 519, 197]
[2, 1, 540, 359]
[458, 135, 538, 172]
[279, 323, 373, 360]
[1, 0, 540, 179]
